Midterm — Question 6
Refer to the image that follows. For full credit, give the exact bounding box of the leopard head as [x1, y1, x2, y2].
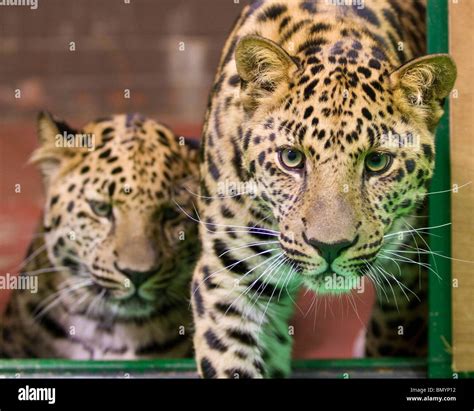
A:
[235, 35, 456, 294]
[32, 112, 199, 318]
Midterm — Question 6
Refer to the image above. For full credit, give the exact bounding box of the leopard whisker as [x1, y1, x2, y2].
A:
[191, 199, 275, 231]
[363, 268, 381, 300]
[33, 278, 76, 313]
[17, 243, 48, 270]
[67, 287, 92, 314]
[227, 253, 285, 319]
[380, 251, 441, 280]
[389, 246, 474, 264]
[383, 222, 451, 238]
[34, 279, 93, 320]
[388, 240, 424, 288]
[375, 260, 420, 302]
[401, 217, 474, 266]
[218, 240, 279, 258]
[256, 256, 289, 327]
[192, 247, 280, 299]
[373, 263, 400, 312]
[421, 180, 472, 196]
[385, 248, 430, 254]
[20, 266, 70, 276]
[175, 200, 280, 235]
[283, 263, 305, 316]
[346, 291, 364, 327]
[183, 185, 258, 201]
[363, 260, 389, 303]
[278, 261, 295, 302]
[377, 252, 403, 277]
[245, 254, 285, 302]
[85, 289, 106, 317]
[403, 218, 428, 287]
[302, 284, 319, 319]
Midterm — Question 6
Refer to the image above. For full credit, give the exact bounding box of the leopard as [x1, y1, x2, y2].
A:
[0, 112, 200, 359]
[192, 0, 456, 378]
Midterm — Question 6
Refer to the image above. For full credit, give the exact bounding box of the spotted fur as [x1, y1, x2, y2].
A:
[0, 113, 199, 359]
[192, 0, 456, 378]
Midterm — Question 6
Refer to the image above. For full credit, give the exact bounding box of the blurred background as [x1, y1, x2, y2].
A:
[0, 0, 375, 359]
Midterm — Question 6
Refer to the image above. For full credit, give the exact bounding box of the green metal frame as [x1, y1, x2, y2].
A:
[0, 358, 426, 378]
[427, 0, 473, 379]
[0, 0, 464, 379]
[427, 0, 453, 379]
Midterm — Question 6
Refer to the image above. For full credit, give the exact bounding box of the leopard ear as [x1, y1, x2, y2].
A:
[31, 111, 78, 188]
[390, 54, 457, 129]
[235, 35, 299, 112]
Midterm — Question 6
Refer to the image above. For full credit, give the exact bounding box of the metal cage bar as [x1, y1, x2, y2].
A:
[427, 0, 453, 379]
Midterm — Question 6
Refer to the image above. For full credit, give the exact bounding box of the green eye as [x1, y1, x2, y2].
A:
[89, 200, 112, 217]
[279, 148, 305, 170]
[365, 152, 393, 174]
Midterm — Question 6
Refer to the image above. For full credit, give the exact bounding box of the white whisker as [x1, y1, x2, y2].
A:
[192, 247, 280, 297]
[384, 222, 451, 238]
[34, 279, 93, 320]
[422, 181, 472, 196]
[20, 266, 69, 276]
[218, 240, 279, 258]
[17, 243, 48, 270]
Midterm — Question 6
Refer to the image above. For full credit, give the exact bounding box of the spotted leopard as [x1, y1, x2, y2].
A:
[0, 112, 199, 359]
[192, 0, 456, 378]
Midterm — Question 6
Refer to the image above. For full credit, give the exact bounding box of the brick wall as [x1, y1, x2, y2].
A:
[0, 0, 246, 129]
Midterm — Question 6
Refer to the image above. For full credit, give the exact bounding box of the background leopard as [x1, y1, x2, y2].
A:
[192, 0, 456, 378]
[0, 112, 199, 359]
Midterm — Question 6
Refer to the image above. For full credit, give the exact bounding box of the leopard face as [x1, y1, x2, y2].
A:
[34, 113, 199, 318]
[234, 35, 456, 294]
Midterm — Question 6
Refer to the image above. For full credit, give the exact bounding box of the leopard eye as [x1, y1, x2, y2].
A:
[365, 152, 393, 174]
[89, 200, 112, 218]
[279, 148, 305, 171]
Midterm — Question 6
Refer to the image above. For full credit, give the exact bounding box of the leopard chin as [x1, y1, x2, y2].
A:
[106, 297, 158, 319]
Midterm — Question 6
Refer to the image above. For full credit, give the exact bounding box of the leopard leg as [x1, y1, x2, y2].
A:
[192, 257, 299, 379]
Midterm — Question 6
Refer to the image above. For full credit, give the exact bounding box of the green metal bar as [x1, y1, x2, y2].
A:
[292, 358, 426, 370]
[427, 0, 453, 378]
[0, 359, 197, 376]
[0, 358, 425, 377]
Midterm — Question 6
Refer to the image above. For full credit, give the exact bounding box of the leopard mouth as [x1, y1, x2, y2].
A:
[100, 284, 184, 318]
[75, 276, 156, 318]
[80, 288, 162, 319]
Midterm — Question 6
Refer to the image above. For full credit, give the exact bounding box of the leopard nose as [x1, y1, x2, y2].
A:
[114, 263, 159, 287]
[308, 236, 358, 265]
